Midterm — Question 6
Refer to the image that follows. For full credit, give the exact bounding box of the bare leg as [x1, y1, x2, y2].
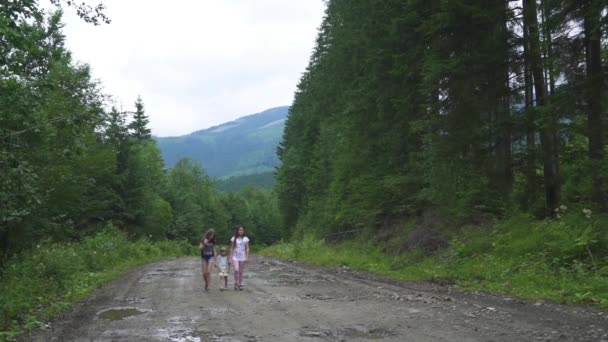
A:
[204, 262, 213, 290]
[237, 261, 246, 288]
[201, 261, 206, 288]
[233, 260, 239, 289]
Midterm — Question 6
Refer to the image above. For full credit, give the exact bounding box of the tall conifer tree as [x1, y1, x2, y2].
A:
[128, 96, 152, 141]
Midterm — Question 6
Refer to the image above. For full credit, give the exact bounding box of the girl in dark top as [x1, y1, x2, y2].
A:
[199, 228, 217, 291]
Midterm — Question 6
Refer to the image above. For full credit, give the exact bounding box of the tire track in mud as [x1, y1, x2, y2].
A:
[29, 256, 607, 341]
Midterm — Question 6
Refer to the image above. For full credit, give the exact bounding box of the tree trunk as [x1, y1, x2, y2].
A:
[584, 0, 606, 212]
[541, 0, 555, 94]
[523, 7, 537, 209]
[523, 0, 560, 217]
[495, 3, 513, 195]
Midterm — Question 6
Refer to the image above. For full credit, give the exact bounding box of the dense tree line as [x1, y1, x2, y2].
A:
[216, 172, 276, 192]
[0, 4, 281, 263]
[277, 0, 607, 237]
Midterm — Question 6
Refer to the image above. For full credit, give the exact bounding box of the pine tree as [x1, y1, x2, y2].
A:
[582, 0, 606, 212]
[523, 0, 561, 217]
[105, 106, 128, 147]
[128, 96, 152, 141]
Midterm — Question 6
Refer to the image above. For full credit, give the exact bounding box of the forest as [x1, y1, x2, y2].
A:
[0, 2, 282, 264]
[2, 0, 608, 334]
[0, 3, 282, 333]
[277, 0, 607, 238]
[269, 0, 608, 305]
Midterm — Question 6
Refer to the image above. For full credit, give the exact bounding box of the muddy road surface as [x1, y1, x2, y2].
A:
[31, 256, 607, 341]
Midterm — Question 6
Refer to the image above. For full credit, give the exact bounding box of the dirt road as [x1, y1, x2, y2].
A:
[31, 256, 607, 341]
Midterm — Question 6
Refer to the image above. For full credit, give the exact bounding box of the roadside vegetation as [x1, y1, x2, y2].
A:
[0, 226, 192, 339]
[262, 211, 608, 308]
[269, 0, 608, 312]
[3, 0, 608, 339]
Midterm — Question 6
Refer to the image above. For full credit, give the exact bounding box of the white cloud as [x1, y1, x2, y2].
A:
[58, 0, 325, 136]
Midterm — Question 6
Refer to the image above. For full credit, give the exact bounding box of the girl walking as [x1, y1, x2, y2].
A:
[199, 228, 217, 291]
[230, 225, 250, 290]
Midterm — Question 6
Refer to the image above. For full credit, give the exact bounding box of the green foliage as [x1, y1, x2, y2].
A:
[216, 172, 276, 192]
[120, 140, 167, 237]
[271, 1, 608, 313]
[162, 158, 283, 246]
[142, 197, 173, 240]
[262, 212, 608, 308]
[3, 2, 606, 338]
[276, 0, 608, 240]
[128, 96, 151, 141]
[228, 187, 282, 246]
[1, 10, 115, 256]
[163, 159, 224, 242]
[263, 236, 389, 271]
[0, 4, 188, 263]
[0, 5, 284, 340]
[0, 225, 192, 337]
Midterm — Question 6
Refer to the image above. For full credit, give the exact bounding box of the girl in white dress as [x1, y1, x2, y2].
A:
[230, 225, 250, 290]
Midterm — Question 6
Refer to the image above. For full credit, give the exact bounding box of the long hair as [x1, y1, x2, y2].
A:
[204, 228, 216, 243]
[233, 224, 245, 239]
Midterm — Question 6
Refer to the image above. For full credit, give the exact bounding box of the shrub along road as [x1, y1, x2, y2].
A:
[30, 256, 606, 341]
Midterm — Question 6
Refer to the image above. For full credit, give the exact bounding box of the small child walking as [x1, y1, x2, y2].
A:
[215, 246, 230, 291]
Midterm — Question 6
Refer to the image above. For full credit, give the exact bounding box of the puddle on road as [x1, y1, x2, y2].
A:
[157, 327, 202, 342]
[168, 316, 200, 325]
[341, 326, 394, 340]
[299, 325, 395, 340]
[97, 308, 145, 320]
[170, 336, 200, 342]
[157, 327, 258, 342]
[200, 306, 241, 317]
[299, 330, 331, 338]
[114, 296, 148, 304]
[213, 333, 258, 342]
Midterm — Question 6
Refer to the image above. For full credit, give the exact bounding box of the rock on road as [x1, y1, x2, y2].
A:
[31, 256, 607, 341]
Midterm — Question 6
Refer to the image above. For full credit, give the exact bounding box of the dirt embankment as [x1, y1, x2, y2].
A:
[29, 256, 607, 341]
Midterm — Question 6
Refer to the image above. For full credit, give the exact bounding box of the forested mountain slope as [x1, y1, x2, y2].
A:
[156, 106, 288, 177]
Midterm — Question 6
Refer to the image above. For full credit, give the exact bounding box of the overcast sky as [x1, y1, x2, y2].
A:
[59, 0, 326, 137]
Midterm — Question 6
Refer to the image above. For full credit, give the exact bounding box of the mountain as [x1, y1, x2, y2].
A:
[155, 106, 288, 178]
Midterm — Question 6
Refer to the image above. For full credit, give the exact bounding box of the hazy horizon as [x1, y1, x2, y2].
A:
[58, 1, 325, 136]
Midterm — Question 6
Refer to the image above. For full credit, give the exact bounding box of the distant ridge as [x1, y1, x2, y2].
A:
[155, 106, 288, 178]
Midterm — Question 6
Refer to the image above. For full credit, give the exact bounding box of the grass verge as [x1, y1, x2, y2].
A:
[0, 225, 193, 340]
[260, 212, 608, 308]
